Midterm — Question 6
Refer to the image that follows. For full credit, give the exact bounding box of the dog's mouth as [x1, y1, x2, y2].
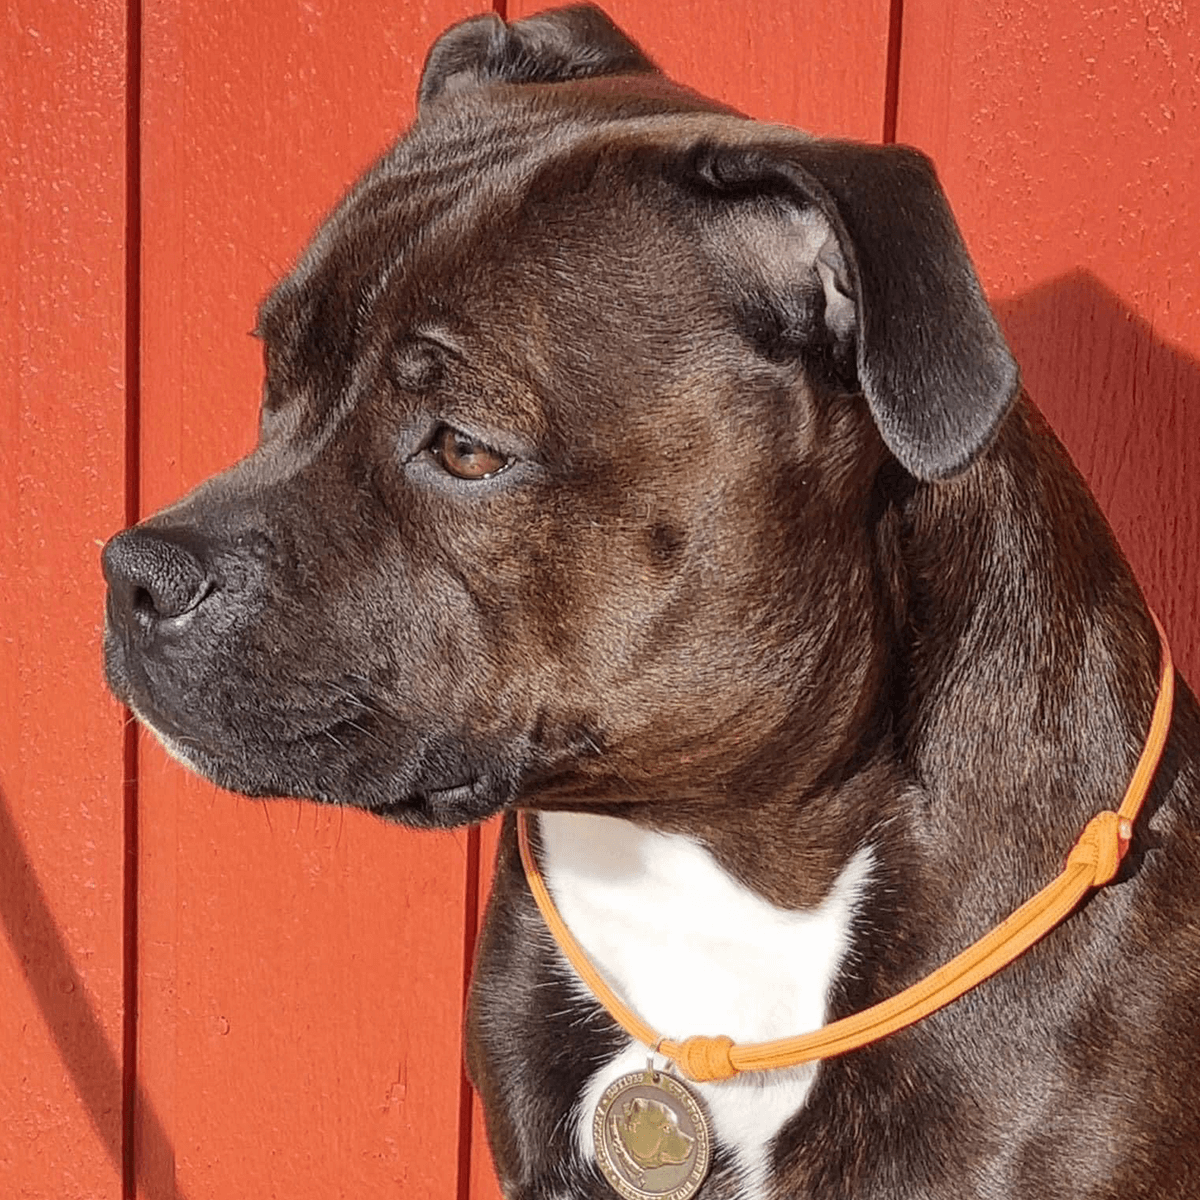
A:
[117, 666, 523, 828]
[143, 715, 516, 826]
[103, 606, 534, 828]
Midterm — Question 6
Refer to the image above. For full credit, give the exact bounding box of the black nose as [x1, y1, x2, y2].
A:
[102, 526, 213, 625]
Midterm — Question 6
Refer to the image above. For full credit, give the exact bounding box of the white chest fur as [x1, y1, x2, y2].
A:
[537, 812, 872, 1199]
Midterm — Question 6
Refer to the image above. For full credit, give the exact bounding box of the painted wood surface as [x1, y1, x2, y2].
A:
[896, 0, 1200, 685]
[2, 1, 1197, 1197]
[1, 2, 132, 1195]
[135, 3, 487, 1195]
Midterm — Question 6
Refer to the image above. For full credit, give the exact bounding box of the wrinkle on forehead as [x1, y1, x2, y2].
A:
[256, 144, 540, 386]
[252, 86, 787, 443]
[256, 78, 762, 337]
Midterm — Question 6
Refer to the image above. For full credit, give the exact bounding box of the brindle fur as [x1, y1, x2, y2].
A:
[102, 6, 1200, 1197]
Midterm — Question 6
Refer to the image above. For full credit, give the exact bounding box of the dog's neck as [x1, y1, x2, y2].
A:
[586, 397, 1161, 995]
[884, 398, 1161, 952]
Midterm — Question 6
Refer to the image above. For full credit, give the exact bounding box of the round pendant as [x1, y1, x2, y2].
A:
[593, 1068, 712, 1200]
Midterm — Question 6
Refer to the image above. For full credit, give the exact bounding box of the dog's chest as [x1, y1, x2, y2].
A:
[537, 812, 872, 1198]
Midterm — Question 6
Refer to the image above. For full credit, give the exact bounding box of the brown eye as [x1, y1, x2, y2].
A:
[430, 425, 510, 480]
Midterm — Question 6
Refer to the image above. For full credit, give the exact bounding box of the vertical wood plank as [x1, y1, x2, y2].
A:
[0, 2, 132, 1195]
[896, 0, 1200, 681]
[511, 0, 894, 136]
[468, 5, 897, 1194]
[137, 1, 489, 1195]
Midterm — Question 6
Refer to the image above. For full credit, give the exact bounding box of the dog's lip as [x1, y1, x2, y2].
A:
[370, 777, 481, 818]
[424, 779, 478, 802]
[407, 777, 481, 807]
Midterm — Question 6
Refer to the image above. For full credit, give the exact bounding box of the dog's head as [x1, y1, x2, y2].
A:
[102, 4, 1018, 827]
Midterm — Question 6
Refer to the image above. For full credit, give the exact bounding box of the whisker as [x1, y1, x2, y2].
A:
[581, 730, 641, 796]
[339, 717, 390, 751]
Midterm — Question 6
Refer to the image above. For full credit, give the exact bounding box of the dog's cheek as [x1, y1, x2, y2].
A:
[514, 428, 883, 790]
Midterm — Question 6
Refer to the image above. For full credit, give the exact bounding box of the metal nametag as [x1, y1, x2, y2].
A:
[593, 1068, 712, 1200]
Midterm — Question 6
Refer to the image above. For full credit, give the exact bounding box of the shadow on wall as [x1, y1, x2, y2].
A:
[0, 782, 190, 1200]
[994, 270, 1200, 677]
[0, 271, 1196, 1188]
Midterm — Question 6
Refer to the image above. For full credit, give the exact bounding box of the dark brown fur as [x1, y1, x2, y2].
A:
[102, 7, 1199, 1197]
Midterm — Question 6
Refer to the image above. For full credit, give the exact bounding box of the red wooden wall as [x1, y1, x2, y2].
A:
[3, 1, 1196, 1196]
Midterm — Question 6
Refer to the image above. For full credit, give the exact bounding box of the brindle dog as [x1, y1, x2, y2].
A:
[102, 6, 1200, 1197]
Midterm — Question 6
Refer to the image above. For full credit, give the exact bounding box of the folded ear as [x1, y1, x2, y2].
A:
[689, 139, 1019, 480]
[418, 4, 659, 108]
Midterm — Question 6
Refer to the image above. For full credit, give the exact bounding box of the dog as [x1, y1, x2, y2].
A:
[102, 5, 1200, 1197]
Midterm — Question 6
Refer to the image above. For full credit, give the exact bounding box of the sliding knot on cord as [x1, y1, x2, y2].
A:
[672, 1034, 737, 1082]
[1065, 810, 1131, 887]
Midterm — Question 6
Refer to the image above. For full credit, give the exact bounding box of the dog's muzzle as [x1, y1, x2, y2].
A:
[99, 520, 524, 826]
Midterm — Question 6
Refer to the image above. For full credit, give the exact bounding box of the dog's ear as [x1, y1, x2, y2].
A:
[418, 4, 659, 108]
[689, 138, 1019, 480]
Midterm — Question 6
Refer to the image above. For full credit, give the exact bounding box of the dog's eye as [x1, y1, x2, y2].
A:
[430, 425, 510, 480]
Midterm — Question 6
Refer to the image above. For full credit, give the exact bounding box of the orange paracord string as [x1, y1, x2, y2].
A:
[517, 614, 1175, 1083]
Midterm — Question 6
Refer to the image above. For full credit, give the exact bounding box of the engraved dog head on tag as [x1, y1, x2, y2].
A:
[614, 1096, 695, 1168]
[594, 1070, 711, 1200]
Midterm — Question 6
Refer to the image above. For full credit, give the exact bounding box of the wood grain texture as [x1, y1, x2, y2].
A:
[0, 1, 131, 1195]
[136, 1, 488, 1195]
[896, 0, 1199, 682]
